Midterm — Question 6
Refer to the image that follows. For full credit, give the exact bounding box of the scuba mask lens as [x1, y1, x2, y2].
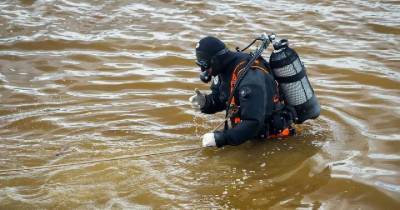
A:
[196, 59, 210, 70]
[195, 50, 211, 70]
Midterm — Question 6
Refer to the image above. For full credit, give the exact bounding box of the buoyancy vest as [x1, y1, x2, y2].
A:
[228, 58, 295, 138]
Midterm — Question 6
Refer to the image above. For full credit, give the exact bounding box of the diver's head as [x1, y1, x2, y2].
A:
[195, 36, 229, 82]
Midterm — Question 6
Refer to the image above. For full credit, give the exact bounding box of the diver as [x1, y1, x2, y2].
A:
[190, 35, 320, 147]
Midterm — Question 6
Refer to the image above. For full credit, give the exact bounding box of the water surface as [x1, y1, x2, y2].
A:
[0, 0, 399, 209]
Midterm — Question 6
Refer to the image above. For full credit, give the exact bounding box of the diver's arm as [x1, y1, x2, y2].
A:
[200, 78, 227, 114]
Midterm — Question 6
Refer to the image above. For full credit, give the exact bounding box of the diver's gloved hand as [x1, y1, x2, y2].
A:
[202, 133, 216, 147]
[189, 88, 206, 109]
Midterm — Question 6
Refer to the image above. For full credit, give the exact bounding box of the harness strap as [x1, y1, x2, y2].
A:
[229, 61, 247, 124]
[275, 70, 306, 84]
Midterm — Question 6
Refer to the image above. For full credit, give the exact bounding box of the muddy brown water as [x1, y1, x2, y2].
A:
[0, 0, 399, 209]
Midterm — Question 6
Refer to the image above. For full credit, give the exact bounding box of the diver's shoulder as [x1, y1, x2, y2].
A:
[240, 69, 265, 87]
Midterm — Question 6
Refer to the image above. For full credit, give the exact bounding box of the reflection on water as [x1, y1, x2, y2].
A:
[0, 0, 399, 208]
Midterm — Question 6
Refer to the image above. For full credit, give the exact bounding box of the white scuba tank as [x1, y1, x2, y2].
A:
[269, 39, 320, 123]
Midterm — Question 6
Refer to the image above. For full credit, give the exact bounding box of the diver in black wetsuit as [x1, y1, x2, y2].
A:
[190, 36, 295, 147]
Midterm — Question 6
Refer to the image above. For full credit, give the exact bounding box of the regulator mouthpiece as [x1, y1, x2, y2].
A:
[200, 71, 212, 83]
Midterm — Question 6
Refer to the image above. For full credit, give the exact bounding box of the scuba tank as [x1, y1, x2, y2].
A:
[269, 39, 320, 124]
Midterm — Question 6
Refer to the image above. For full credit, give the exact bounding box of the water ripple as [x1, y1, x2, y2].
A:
[1, 0, 400, 208]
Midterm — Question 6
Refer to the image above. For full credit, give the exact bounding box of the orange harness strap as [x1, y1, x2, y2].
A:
[229, 61, 246, 124]
[267, 128, 291, 139]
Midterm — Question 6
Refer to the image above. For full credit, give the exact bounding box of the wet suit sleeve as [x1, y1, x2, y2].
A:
[215, 72, 267, 147]
[200, 78, 227, 114]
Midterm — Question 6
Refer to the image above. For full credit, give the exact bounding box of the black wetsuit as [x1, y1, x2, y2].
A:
[201, 51, 278, 147]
